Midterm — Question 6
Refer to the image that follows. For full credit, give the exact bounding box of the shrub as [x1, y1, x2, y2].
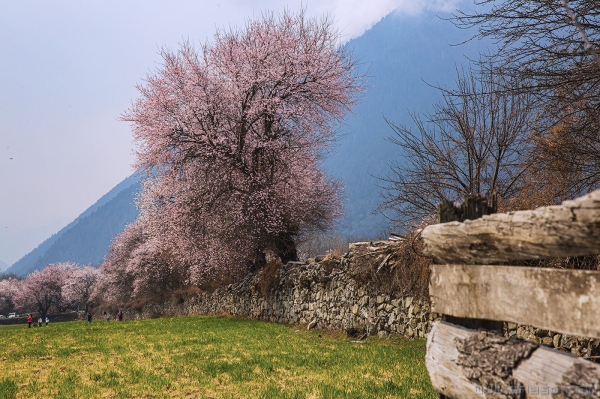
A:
[255, 259, 284, 296]
[348, 228, 431, 300]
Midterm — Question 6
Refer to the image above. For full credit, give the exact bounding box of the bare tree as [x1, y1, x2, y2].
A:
[454, 0, 600, 198]
[508, 104, 600, 210]
[379, 67, 536, 230]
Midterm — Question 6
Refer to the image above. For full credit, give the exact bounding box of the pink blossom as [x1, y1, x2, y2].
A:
[0, 278, 21, 315]
[117, 9, 362, 289]
[12, 264, 72, 319]
[62, 264, 100, 312]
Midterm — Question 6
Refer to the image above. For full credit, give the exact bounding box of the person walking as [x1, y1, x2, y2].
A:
[87, 313, 92, 324]
[117, 311, 123, 321]
[45, 316, 49, 326]
[104, 311, 109, 322]
[27, 314, 32, 328]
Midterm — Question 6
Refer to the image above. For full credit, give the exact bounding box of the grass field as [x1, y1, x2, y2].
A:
[0, 315, 435, 398]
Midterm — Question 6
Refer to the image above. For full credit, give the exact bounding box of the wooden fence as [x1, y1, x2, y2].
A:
[422, 189, 600, 398]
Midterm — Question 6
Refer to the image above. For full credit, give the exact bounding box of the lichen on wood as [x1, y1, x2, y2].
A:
[455, 330, 537, 398]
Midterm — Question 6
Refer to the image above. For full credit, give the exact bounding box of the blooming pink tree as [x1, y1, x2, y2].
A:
[12, 264, 72, 319]
[95, 218, 188, 304]
[0, 277, 21, 315]
[62, 264, 100, 313]
[122, 9, 362, 285]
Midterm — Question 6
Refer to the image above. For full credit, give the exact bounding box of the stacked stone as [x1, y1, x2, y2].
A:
[505, 323, 600, 358]
[123, 240, 599, 359]
[127, 241, 437, 339]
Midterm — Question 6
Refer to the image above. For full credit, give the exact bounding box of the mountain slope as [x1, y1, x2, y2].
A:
[6, 174, 141, 276]
[324, 11, 489, 237]
[9, 10, 489, 276]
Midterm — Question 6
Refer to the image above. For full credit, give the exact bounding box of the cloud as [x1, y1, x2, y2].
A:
[221, 0, 464, 40]
[311, 0, 463, 39]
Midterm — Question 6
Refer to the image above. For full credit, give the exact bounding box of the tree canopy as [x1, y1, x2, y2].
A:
[117, 9, 362, 288]
[454, 0, 600, 199]
[379, 67, 536, 229]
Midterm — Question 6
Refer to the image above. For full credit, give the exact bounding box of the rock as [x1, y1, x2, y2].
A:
[541, 337, 553, 347]
[553, 334, 561, 348]
[378, 331, 389, 338]
[561, 334, 575, 349]
[352, 304, 359, 315]
[506, 322, 518, 330]
[388, 314, 396, 325]
[307, 319, 317, 330]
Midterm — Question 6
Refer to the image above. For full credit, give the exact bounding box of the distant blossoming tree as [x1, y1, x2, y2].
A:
[122, 9, 362, 285]
[62, 264, 100, 313]
[95, 218, 188, 303]
[0, 277, 21, 315]
[12, 264, 72, 319]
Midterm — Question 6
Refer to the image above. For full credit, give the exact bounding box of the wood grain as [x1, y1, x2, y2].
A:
[430, 264, 600, 339]
[426, 321, 600, 398]
[422, 189, 600, 264]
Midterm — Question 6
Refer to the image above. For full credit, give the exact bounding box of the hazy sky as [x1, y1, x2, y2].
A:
[0, 0, 461, 266]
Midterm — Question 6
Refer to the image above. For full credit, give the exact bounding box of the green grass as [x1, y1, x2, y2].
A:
[0, 316, 435, 398]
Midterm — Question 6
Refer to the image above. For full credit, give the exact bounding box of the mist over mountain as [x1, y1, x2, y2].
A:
[0, 259, 8, 273]
[9, 10, 488, 276]
[6, 175, 141, 276]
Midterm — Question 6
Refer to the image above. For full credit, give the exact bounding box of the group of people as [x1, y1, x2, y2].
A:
[26, 310, 125, 327]
[26, 314, 48, 328]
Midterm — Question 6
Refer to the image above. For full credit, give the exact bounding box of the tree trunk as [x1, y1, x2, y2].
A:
[275, 232, 298, 264]
[251, 250, 267, 272]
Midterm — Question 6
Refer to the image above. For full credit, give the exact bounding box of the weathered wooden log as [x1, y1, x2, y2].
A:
[426, 321, 600, 398]
[430, 264, 600, 339]
[422, 189, 600, 264]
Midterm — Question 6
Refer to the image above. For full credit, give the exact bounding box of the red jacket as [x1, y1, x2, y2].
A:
[27, 315, 33, 323]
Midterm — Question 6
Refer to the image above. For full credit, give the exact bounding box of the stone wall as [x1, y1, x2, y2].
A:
[506, 323, 600, 358]
[124, 240, 599, 358]
[128, 241, 438, 339]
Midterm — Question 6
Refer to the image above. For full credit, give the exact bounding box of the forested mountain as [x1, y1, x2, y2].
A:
[326, 11, 487, 238]
[6, 175, 140, 276]
[8, 10, 487, 276]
